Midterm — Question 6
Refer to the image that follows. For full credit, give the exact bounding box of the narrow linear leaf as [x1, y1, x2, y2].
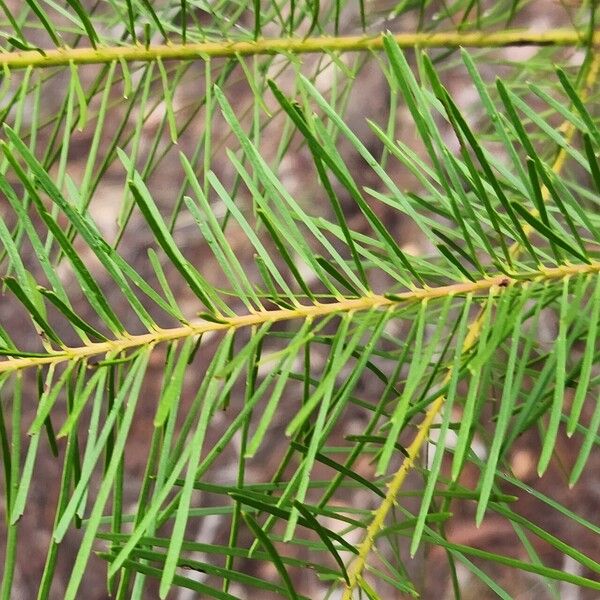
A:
[242, 512, 300, 600]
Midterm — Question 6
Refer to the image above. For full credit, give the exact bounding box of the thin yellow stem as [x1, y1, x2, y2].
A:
[1, 29, 598, 69]
[342, 51, 600, 599]
[348, 393, 445, 585]
[1, 264, 598, 375]
[514, 51, 600, 250]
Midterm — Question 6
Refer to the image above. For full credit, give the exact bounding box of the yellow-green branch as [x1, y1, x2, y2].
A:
[341, 50, 600, 599]
[1, 264, 598, 375]
[2, 29, 598, 69]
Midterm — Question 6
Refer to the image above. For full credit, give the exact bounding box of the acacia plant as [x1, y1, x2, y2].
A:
[0, 0, 599, 598]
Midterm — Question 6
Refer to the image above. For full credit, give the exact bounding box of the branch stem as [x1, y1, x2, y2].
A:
[1, 263, 598, 374]
[2, 29, 598, 69]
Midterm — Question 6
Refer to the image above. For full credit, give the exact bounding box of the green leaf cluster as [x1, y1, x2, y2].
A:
[0, 1, 599, 599]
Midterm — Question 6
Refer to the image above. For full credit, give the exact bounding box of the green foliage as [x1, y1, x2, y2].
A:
[0, 1, 599, 598]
